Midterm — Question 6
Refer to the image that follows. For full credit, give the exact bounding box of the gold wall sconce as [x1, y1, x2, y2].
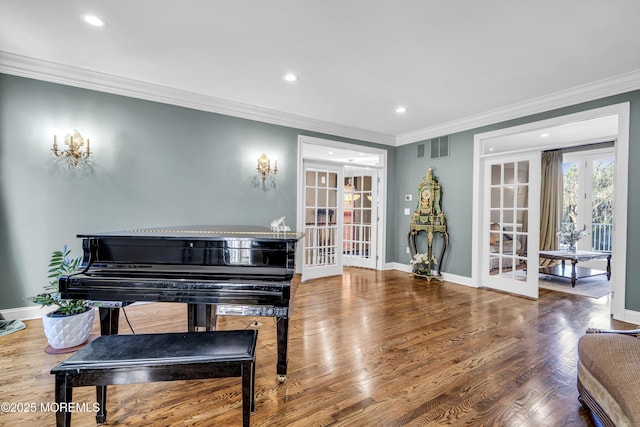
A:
[52, 129, 92, 169]
[256, 153, 278, 186]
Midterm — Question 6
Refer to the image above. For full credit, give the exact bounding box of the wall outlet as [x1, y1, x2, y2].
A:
[406, 246, 410, 254]
[404, 208, 410, 215]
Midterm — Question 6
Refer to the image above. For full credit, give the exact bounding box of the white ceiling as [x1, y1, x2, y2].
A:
[1, 1, 640, 145]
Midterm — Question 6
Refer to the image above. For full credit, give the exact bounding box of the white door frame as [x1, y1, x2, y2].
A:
[472, 102, 629, 321]
[297, 135, 388, 275]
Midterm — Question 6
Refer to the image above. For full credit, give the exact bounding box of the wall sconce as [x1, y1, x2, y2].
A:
[255, 153, 278, 189]
[52, 129, 92, 169]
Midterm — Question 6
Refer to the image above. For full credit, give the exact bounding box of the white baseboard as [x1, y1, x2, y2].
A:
[385, 262, 411, 272]
[1, 301, 154, 321]
[0, 305, 54, 321]
[441, 272, 476, 287]
[385, 262, 476, 288]
[620, 309, 640, 326]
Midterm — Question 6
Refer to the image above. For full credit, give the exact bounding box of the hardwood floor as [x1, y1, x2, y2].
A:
[0, 268, 633, 426]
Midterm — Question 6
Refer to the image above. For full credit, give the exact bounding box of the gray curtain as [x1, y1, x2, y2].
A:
[539, 151, 562, 265]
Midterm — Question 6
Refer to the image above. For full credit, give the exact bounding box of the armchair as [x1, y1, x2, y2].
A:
[577, 328, 640, 426]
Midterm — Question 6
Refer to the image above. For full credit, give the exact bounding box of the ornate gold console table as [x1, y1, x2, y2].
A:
[407, 168, 448, 278]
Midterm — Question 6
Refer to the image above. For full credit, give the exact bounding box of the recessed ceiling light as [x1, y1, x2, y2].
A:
[540, 133, 550, 138]
[395, 106, 407, 114]
[283, 73, 299, 82]
[80, 14, 106, 27]
[328, 151, 334, 155]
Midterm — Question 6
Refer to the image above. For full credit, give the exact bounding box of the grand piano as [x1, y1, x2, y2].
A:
[59, 225, 304, 381]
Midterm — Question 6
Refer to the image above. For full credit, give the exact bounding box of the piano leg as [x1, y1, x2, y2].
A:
[96, 306, 119, 423]
[95, 384, 107, 423]
[276, 317, 289, 383]
[187, 304, 217, 332]
[99, 307, 120, 335]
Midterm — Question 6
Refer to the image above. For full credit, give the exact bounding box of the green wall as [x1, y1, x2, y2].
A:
[1, 72, 638, 313]
[0, 73, 394, 310]
[392, 91, 639, 310]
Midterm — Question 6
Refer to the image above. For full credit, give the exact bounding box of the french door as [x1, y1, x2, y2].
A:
[562, 148, 614, 269]
[343, 167, 378, 269]
[301, 162, 343, 280]
[482, 151, 540, 298]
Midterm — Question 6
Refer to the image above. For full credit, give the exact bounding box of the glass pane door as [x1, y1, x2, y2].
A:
[302, 162, 343, 280]
[343, 167, 378, 269]
[483, 152, 540, 298]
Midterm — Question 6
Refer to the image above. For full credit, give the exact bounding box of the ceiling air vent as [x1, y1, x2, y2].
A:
[430, 135, 449, 159]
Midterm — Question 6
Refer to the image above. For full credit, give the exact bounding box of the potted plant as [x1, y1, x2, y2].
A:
[557, 223, 588, 253]
[410, 252, 438, 278]
[29, 245, 94, 350]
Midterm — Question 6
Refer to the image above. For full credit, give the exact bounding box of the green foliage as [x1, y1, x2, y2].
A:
[562, 159, 614, 226]
[29, 245, 87, 316]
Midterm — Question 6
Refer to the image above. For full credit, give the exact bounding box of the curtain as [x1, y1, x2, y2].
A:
[539, 151, 562, 265]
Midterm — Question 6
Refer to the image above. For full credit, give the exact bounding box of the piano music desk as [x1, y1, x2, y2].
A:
[51, 330, 257, 427]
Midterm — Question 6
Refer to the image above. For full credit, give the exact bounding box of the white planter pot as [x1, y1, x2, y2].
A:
[42, 307, 95, 349]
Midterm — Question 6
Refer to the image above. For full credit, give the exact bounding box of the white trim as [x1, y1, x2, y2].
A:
[387, 263, 475, 288]
[441, 272, 475, 288]
[0, 51, 395, 146]
[472, 103, 630, 321]
[1, 305, 53, 321]
[622, 309, 640, 326]
[397, 69, 640, 145]
[388, 262, 411, 272]
[2, 51, 639, 148]
[1, 302, 154, 321]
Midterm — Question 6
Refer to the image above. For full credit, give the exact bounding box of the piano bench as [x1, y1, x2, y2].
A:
[50, 330, 258, 427]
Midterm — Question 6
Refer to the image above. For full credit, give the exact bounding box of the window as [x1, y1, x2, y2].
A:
[562, 147, 614, 252]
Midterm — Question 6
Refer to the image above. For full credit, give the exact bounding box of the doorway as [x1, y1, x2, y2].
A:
[472, 103, 629, 320]
[297, 135, 387, 281]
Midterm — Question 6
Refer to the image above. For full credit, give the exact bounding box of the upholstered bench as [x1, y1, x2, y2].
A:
[577, 328, 640, 427]
[51, 330, 258, 427]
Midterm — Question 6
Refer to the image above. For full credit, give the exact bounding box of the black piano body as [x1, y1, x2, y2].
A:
[59, 225, 304, 381]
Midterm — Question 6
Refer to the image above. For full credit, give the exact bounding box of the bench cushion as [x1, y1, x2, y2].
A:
[51, 330, 257, 371]
[578, 333, 640, 425]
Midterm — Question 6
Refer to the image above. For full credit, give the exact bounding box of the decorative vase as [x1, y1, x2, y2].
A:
[42, 307, 95, 349]
[567, 241, 577, 253]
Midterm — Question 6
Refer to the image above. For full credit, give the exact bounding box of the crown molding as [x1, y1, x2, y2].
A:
[395, 68, 640, 146]
[2, 51, 639, 148]
[0, 51, 396, 146]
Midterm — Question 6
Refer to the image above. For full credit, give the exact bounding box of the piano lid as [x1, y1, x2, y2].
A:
[77, 225, 304, 242]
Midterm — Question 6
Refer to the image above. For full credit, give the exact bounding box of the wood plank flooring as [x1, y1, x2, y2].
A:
[0, 268, 634, 426]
